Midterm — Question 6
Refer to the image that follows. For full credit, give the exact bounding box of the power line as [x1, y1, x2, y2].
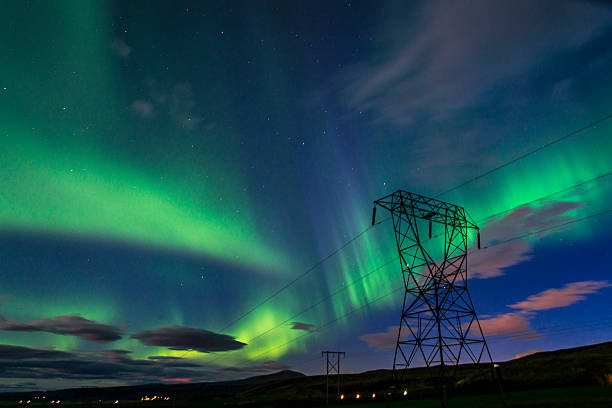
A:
[177, 219, 387, 360]
[210, 114, 612, 340]
[485, 208, 610, 246]
[249, 286, 404, 361]
[240, 174, 610, 346]
[242, 208, 611, 362]
[244, 257, 398, 345]
[217, 222, 380, 333]
[435, 113, 612, 198]
[200, 175, 612, 367]
[474, 171, 611, 222]
[291, 315, 612, 367]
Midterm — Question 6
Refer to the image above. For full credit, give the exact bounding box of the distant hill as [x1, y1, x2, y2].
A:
[1, 341, 610, 406]
[0, 369, 306, 402]
[236, 341, 612, 405]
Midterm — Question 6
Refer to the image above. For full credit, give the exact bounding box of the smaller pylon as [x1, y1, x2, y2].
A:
[322, 351, 345, 406]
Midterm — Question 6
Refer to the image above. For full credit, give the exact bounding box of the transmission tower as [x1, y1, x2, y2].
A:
[372, 190, 501, 403]
[322, 351, 345, 406]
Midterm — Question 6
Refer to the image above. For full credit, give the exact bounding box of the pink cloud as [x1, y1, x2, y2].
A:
[479, 280, 611, 341]
[509, 280, 611, 311]
[467, 201, 584, 279]
[469, 240, 532, 279]
[360, 326, 401, 351]
[478, 312, 536, 338]
[481, 201, 584, 243]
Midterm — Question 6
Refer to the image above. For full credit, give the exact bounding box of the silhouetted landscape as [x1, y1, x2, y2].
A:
[2, 341, 610, 407]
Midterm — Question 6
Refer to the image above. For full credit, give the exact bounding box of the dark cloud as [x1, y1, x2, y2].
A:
[0, 344, 214, 385]
[290, 322, 323, 333]
[0, 344, 289, 391]
[146, 356, 203, 368]
[131, 326, 246, 353]
[217, 360, 290, 373]
[0, 345, 73, 360]
[0, 315, 123, 343]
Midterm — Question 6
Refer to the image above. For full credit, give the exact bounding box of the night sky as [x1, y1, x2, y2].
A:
[1, 0, 611, 391]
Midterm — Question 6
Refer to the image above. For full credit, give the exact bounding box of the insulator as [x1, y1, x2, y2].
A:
[429, 221, 432, 239]
[371, 206, 377, 226]
[477, 230, 481, 249]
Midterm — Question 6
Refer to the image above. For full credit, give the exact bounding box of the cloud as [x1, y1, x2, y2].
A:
[480, 201, 584, 243]
[130, 100, 154, 118]
[512, 349, 543, 360]
[360, 326, 400, 351]
[168, 83, 202, 130]
[0, 344, 290, 391]
[0, 345, 73, 360]
[0, 345, 215, 385]
[217, 360, 290, 373]
[130, 82, 203, 129]
[146, 356, 201, 366]
[479, 280, 610, 340]
[0, 315, 123, 343]
[111, 38, 131, 58]
[131, 326, 246, 353]
[290, 322, 323, 333]
[341, 1, 611, 125]
[478, 312, 537, 339]
[469, 240, 532, 279]
[508, 280, 611, 311]
[331, 1, 612, 189]
[468, 201, 583, 279]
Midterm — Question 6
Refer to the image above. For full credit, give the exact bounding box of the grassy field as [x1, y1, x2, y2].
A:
[319, 385, 612, 408]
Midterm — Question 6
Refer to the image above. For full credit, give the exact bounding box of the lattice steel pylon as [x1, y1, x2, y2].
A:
[322, 351, 345, 406]
[372, 190, 498, 395]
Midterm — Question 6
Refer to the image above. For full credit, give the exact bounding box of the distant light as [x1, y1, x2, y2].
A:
[114, 401, 119, 404]
[57, 401, 60, 404]
[372, 393, 376, 398]
[340, 394, 344, 400]
[18, 401, 22, 404]
[26, 401, 30, 404]
[356, 394, 360, 399]
[494, 363, 500, 368]
[403, 390, 408, 396]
